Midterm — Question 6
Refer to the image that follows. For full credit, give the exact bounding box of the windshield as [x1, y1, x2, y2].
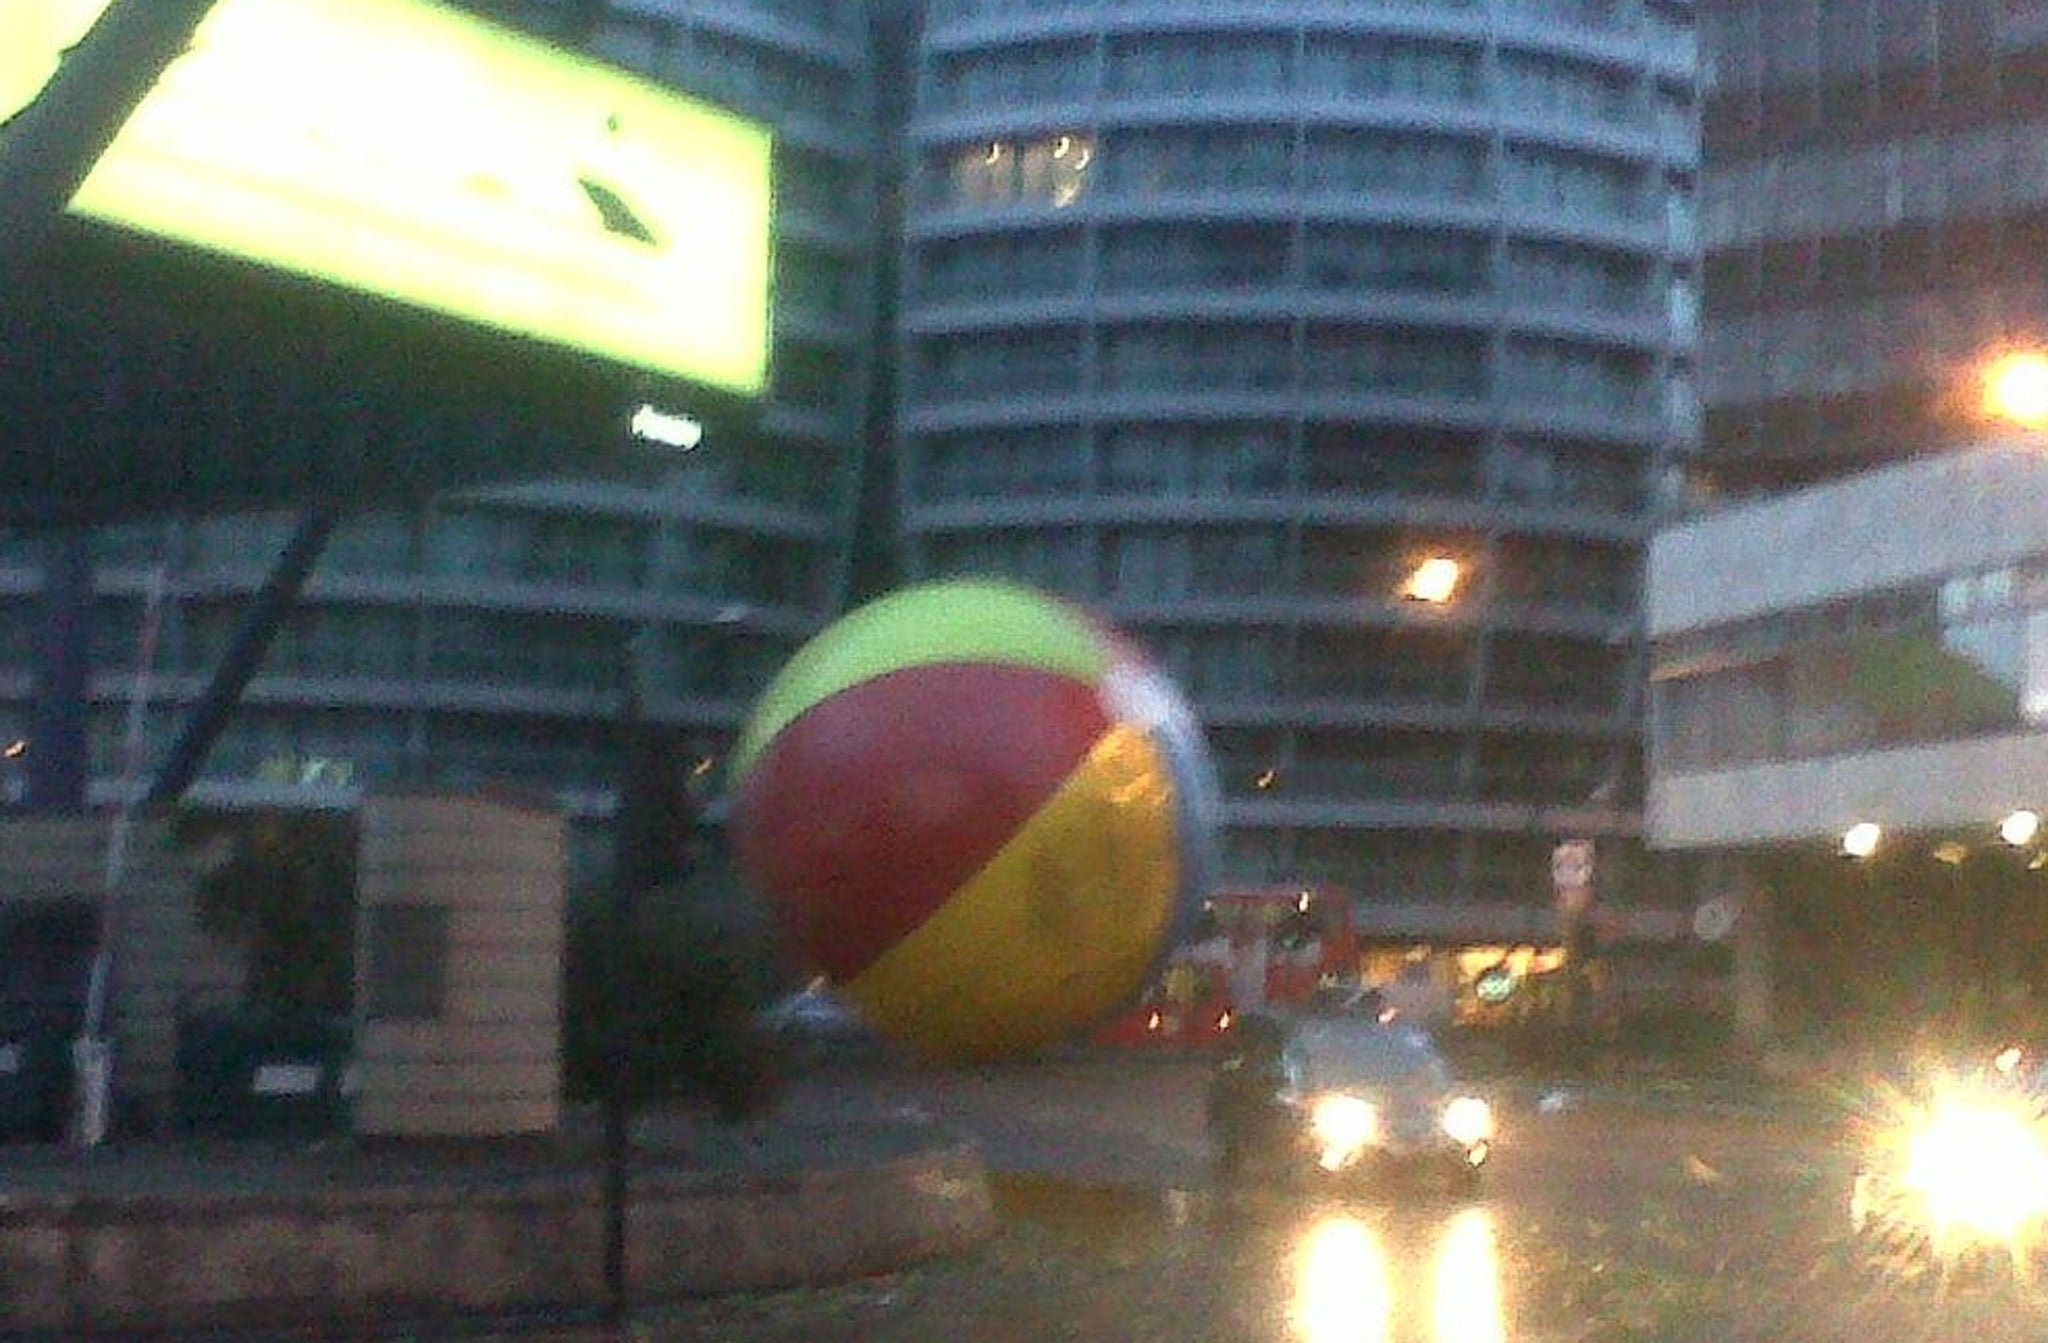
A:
[1284, 1020, 1452, 1095]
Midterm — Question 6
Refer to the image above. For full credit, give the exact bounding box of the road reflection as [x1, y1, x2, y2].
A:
[1290, 1206, 1507, 1343]
[1431, 1209, 1507, 1343]
[1292, 1214, 1393, 1341]
[991, 1174, 1514, 1341]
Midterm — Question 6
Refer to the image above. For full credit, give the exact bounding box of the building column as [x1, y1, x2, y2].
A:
[1729, 857, 1773, 1054]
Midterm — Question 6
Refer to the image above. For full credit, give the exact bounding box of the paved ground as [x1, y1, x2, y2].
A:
[590, 1056, 2048, 1343]
[46, 1054, 2048, 1342]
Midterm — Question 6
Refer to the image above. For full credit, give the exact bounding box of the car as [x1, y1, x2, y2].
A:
[1205, 1004, 1493, 1191]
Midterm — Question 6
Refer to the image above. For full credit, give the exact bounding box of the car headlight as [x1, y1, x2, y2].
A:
[1310, 1095, 1380, 1170]
[1441, 1096, 1494, 1147]
[1901, 1095, 2048, 1242]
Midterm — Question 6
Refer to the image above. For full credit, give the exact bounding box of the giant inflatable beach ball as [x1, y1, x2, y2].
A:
[730, 579, 1219, 1062]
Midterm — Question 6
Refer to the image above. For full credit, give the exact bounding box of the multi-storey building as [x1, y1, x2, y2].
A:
[894, 0, 1699, 938]
[6, 1, 1707, 949]
[1661, 0, 2048, 1043]
[1699, 0, 2048, 494]
[0, 0, 880, 883]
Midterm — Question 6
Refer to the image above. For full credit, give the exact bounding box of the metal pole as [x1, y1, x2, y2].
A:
[68, 562, 167, 1148]
[24, 530, 93, 814]
[602, 630, 655, 1332]
[0, 0, 220, 298]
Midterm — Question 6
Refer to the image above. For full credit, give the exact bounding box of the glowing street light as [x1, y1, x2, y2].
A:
[1403, 556, 1462, 605]
[1984, 351, 2048, 428]
[1842, 821, 1883, 860]
[2003, 809, 2041, 848]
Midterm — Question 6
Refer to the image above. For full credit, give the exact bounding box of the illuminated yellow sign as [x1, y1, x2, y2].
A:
[4, 0, 772, 397]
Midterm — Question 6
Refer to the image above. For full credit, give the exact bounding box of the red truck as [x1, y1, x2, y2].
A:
[1096, 885, 1361, 1049]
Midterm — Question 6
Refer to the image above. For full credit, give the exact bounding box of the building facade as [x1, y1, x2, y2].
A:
[1698, 0, 2048, 495]
[1648, 445, 2048, 1044]
[895, 0, 1700, 938]
[0, 0, 881, 883]
[6, 1, 1708, 949]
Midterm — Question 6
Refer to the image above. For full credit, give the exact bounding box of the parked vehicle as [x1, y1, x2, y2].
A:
[1206, 1004, 1492, 1191]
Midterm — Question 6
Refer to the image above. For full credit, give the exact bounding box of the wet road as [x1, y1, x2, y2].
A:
[533, 1058, 2048, 1342]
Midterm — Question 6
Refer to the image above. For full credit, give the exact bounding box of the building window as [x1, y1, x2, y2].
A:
[1100, 223, 1291, 293]
[915, 229, 1084, 302]
[1147, 629, 1282, 700]
[1304, 225, 1490, 296]
[943, 133, 1094, 208]
[1303, 423, 1484, 499]
[1305, 129, 1486, 200]
[687, 33, 852, 120]
[1475, 735, 1613, 804]
[1303, 35, 1481, 103]
[925, 530, 1096, 597]
[914, 428, 1089, 501]
[1103, 127, 1291, 196]
[930, 41, 1093, 110]
[1293, 729, 1465, 800]
[1502, 145, 1644, 220]
[1486, 635, 1625, 713]
[1102, 528, 1283, 599]
[1101, 324, 1292, 393]
[777, 243, 857, 320]
[1500, 52, 1643, 127]
[1297, 628, 1473, 706]
[917, 330, 1082, 399]
[1505, 241, 1649, 315]
[1501, 338, 1654, 417]
[775, 342, 849, 414]
[1493, 438, 1646, 510]
[776, 145, 861, 230]
[1107, 32, 1293, 97]
[1302, 326, 1488, 398]
[1099, 422, 1289, 495]
[1493, 537, 1639, 617]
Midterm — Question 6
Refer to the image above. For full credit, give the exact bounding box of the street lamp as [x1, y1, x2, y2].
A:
[1984, 351, 2048, 428]
[1842, 821, 1883, 860]
[1402, 556, 1462, 605]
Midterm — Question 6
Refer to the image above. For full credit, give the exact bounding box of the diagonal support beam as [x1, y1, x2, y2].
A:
[143, 508, 336, 808]
[0, 0, 220, 300]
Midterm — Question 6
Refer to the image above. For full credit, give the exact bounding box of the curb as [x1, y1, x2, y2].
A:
[0, 1126, 995, 1336]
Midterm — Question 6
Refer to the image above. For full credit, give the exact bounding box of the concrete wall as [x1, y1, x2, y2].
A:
[1650, 441, 2048, 639]
[1650, 726, 2048, 848]
[353, 791, 566, 1139]
[1648, 444, 2048, 851]
[0, 1137, 993, 1334]
[0, 816, 239, 1112]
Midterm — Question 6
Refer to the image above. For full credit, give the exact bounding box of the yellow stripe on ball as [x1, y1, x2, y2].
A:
[842, 722, 1180, 1061]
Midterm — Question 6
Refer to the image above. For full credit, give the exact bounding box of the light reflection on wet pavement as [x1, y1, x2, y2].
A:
[510, 1060, 2048, 1341]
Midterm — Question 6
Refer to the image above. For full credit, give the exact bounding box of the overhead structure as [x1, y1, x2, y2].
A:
[1, 0, 775, 525]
